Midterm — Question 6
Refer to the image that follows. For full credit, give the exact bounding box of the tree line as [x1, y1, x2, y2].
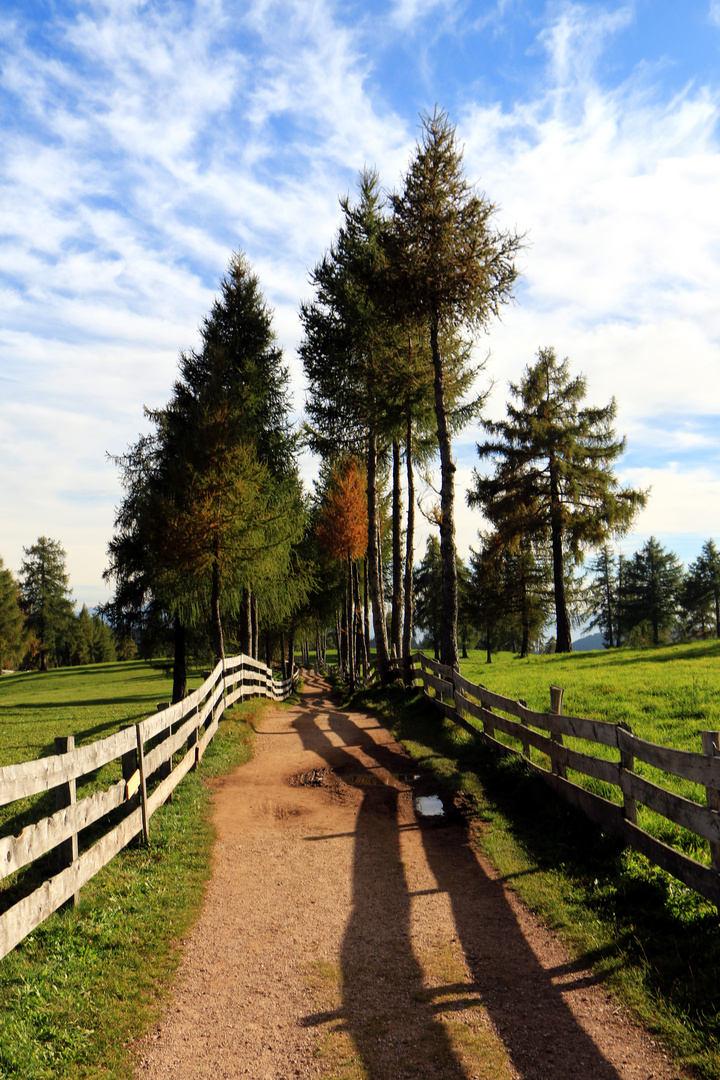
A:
[411, 533, 720, 662]
[0, 538, 123, 671]
[2, 108, 671, 683]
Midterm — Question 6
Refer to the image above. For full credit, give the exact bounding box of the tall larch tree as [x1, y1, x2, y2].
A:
[301, 171, 397, 682]
[387, 108, 521, 670]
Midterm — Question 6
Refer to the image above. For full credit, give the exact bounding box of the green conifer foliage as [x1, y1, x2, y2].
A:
[19, 537, 75, 670]
[469, 348, 647, 652]
[0, 557, 26, 671]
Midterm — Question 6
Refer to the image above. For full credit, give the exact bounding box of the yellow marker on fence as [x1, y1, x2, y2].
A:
[125, 770, 141, 800]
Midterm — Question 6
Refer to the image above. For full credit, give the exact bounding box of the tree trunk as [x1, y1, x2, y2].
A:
[403, 415, 415, 686]
[367, 432, 389, 682]
[549, 460, 572, 653]
[353, 560, 368, 678]
[211, 556, 225, 661]
[363, 558, 371, 660]
[288, 630, 295, 679]
[520, 573, 530, 659]
[252, 594, 259, 659]
[171, 616, 187, 703]
[280, 633, 286, 680]
[391, 439, 403, 661]
[240, 588, 252, 656]
[347, 556, 356, 690]
[604, 558, 615, 648]
[430, 321, 460, 670]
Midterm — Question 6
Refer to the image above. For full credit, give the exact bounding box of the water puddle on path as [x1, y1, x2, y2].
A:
[414, 794, 445, 819]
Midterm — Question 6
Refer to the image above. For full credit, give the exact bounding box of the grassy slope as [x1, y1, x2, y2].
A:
[0, 660, 271, 1080]
[350, 642, 720, 1079]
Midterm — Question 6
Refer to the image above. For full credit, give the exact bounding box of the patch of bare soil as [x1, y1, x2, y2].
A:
[134, 673, 687, 1080]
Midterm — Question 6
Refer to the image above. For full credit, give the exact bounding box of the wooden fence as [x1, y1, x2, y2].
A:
[409, 653, 720, 906]
[0, 654, 297, 961]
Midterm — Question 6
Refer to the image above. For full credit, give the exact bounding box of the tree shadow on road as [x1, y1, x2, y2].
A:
[292, 680, 625, 1080]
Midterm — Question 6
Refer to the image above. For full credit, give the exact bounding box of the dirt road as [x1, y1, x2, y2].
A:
[134, 672, 683, 1079]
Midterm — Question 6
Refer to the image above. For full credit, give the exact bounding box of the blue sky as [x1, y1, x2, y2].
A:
[1, 0, 719, 608]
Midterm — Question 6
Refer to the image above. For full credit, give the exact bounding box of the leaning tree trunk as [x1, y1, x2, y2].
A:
[366, 432, 389, 682]
[549, 460, 572, 653]
[430, 321, 460, 671]
[391, 439, 403, 662]
[403, 414, 415, 686]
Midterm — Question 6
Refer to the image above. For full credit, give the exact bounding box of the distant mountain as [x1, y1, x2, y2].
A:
[573, 632, 606, 652]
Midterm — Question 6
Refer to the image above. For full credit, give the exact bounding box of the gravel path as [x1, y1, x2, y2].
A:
[134, 672, 685, 1080]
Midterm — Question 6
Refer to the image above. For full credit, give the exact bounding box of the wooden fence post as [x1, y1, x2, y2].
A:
[701, 731, 720, 873]
[482, 704, 495, 740]
[549, 686, 567, 780]
[618, 721, 637, 826]
[135, 724, 150, 845]
[156, 703, 173, 803]
[518, 698, 530, 757]
[54, 736, 79, 906]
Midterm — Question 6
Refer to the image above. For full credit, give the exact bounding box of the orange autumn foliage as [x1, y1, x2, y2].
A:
[316, 459, 368, 563]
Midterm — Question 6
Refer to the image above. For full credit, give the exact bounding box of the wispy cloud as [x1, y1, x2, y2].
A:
[1, 0, 720, 602]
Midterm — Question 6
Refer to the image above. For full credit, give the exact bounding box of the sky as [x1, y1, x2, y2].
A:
[1, 0, 719, 609]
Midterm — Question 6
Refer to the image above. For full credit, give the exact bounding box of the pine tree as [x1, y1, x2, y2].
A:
[690, 539, 720, 637]
[300, 171, 399, 682]
[106, 252, 305, 683]
[587, 546, 619, 648]
[19, 537, 75, 670]
[413, 536, 443, 659]
[468, 347, 647, 652]
[0, 557, 26, 671]
[387, 109, 521, 670]
[622, 536, 683, 645]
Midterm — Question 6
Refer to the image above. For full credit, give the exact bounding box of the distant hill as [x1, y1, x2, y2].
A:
[573, 632, 605, 652]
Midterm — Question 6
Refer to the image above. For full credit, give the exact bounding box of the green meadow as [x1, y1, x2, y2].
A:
[459, 639, 720, 744]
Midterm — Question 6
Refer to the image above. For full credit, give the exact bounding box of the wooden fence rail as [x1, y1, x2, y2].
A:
[0, 654, 297, 961]
[404, 653, 720, 907]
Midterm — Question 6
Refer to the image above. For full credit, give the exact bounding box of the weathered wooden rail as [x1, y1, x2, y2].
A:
[409, 653, 720, 906]
[0, 654, 297, 961]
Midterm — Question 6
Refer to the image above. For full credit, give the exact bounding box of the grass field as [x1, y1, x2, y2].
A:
[455, 640, 720, 867]
[459, 639, 720, 745]
[0, 659, 271, 1080]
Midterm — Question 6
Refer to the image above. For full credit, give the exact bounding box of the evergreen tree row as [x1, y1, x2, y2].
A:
[0, 539, 124, 671]
[588, 538, 720, 648]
